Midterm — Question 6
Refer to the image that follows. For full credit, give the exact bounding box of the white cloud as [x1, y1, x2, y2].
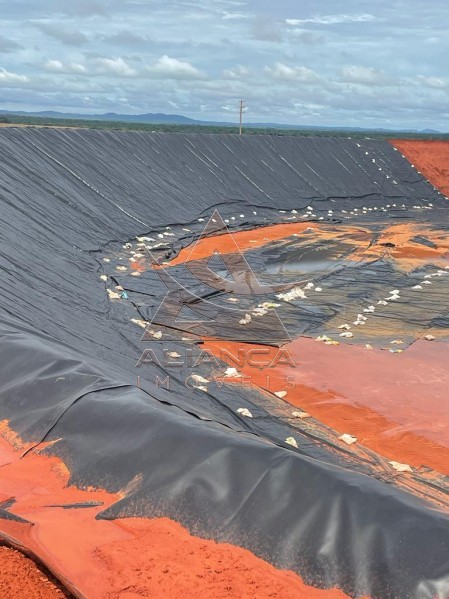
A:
[95, 57, 137, 77]
[0, 67, 29, 84]
[264, 63, 320, 83]
[221, 11, 249, 20]
[417, 75, 449, 90]
[341, 65, 389, 86]
[286, 14, 375, 26]
[147, 55, 204, 80]
[222, 65, 250, 80]
[43, 60, 87, 74]
[32, 22, 89, 47]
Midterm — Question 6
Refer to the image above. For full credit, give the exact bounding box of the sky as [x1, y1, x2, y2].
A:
[0, 0, 448, 130]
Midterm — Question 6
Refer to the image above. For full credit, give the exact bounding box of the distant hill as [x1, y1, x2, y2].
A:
[0, 109, 442, 134]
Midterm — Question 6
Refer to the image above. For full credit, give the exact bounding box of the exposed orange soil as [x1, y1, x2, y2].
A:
[0, 545, 67, 599]
[204, 338, 449, 475]
[167, 222, 371, 267]
[352, 223, 449, 269]
[162, 220, 449, 274]
[0, 428, 357, 599]
[391, 139, 449, 196]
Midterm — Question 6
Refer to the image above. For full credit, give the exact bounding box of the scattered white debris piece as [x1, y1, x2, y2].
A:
[227, 297, 239, 303]
[225, 367, 242, 378]
[315, 287, 322, 292]
[275, 391, 287, 398]
[237, 408, 253, 418]
[364, 344, 373, 350]
[389, 461, 412, 473]
[100, 275, 108, 282]
[259, 302, 281, 309]
[116, 266, 127, 271]
[107, 289, 121, 300]
[339, 434, 357, 445]
[339, 332, 353, 338]
[378, 300, 388, 305]
[191, 374, 209, 384]
[422, 280, 432, 285]
[131, 272, 141, 277]
[285, 437, 298, 448]
[277, 287, 307, 302]
[412, 285, 422, 290]
[424, 334, 436, 341]
[182, 228, 191, 232]
[252, 307, 268, 317]
[198, 218, 205, 222]
[152, 330, 163, 340]
[239, 314, 252, 325]
[292, 411, 310, 419]
[167, 351, 182, 359]
[103, 258, 111, 263]
[131, 319, 148, 329]
[390, 339, 404, 345]
[338, 324, 351, 330]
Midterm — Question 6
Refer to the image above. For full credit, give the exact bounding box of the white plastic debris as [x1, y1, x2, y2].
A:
[252, 307, 268, 317]
[339, 332, 353, 338]
[131, 319, 148, 329]
[167, 351, 181, 359]
[285, 437, 298, 448]
[116, 266, 127, 271]
[274, 391, 287, 398]
[389, 461, 412, 473]
[339, 434, 357, 445]
[227, 297, 239, 303]
[424, 334, 436, 341]
[237, 408, 253, 418]
[377, 300, 388, 305]
[131, 272, 141, 277]
[277, 287, 307, 302]
[338, 324, 351, 330]
[292, 411, 310, 419]
[152, 330, 163, 340]
[412, 285, 422, 290]
[191, 374, 209, 384]
[239, 314, 252, 325]
[304, 282, 315, 290]
[315, 287, 322, 292]
[107, 289, 121, 300]
[259, 302, 281, 309]
[225, 367, 242, 378]
[100, 275, 108, 282]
